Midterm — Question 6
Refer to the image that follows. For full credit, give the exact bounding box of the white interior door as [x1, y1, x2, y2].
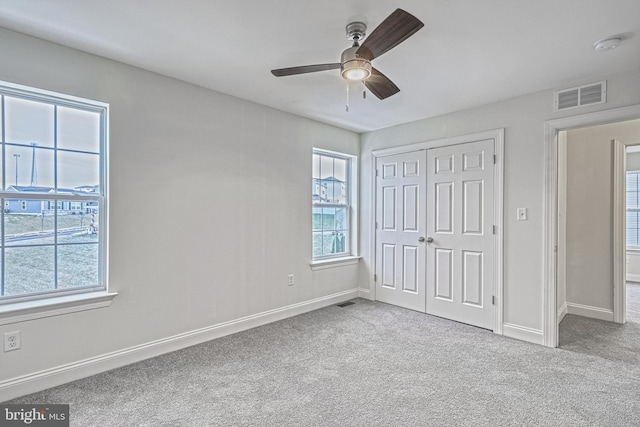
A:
[425, 139, 495, 329]
[375, 151, 427, 312]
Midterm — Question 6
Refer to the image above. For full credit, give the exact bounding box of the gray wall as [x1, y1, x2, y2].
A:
[0, 28, 359, 388]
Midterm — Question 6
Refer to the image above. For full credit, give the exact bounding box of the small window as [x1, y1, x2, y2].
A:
[0, 80, 108, 304]
[312, 149, 356, 260]
[627, 171, 640, 248]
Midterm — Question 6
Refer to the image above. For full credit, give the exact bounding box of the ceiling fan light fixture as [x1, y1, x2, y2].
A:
[270, 9, 424, 100]
[341, 58, 372, 81]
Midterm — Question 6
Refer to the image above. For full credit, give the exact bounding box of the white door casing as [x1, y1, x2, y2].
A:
[375, 151, 427, 312]
[544, 106, 640, 347]
[425, 139, 495, 330]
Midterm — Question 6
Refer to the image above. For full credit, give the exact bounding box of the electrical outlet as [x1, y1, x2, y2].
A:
[288, 274, 295, 286]
[4, 331, 21, 352]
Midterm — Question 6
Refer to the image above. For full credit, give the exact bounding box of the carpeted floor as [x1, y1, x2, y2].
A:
[7, 298, 640, 426]
[559, 282, 640, 364]
[627, 281, 640, 323]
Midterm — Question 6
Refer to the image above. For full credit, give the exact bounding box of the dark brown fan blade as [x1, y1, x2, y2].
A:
[271, 63, 341, 77]
[365, 67, 400, 100]
[357, 9, 424, 61]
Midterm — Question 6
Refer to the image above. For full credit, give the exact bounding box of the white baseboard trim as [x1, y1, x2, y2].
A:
[566, 302, 614, 322]
[358, 287, 372, 299]
[0, 288, 359, 402]
[626, 273, 640, 282]
[558, 302, 568, 323]
[502, 323, 544, 345]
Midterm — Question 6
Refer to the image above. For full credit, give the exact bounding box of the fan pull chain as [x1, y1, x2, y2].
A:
[345, 80, 368, 112]
[346, 82, 350, 112]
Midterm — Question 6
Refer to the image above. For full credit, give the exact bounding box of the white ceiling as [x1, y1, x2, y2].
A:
[0, 0, 639, 133]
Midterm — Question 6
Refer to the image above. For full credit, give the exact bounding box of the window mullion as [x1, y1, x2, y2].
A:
[1, 94, 5, 297]
[54, 104, 58, 290]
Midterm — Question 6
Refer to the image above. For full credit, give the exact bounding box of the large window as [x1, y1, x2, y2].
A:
[0, 81, 107, 303]
[627, 171, 640, 247]
[312, 149, 355, 260]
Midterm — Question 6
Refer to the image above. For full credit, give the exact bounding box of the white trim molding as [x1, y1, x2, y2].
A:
[0, 292, 118, 326]
[543, 104, 640, 347]
[358, 287, 372, 299]
[310, 256, 361, 270]
[371, 129, 505, 158]
[558, 302, 568, 323]
[566, 302, 614, 322]
[0, 288, 359, 402]
[493, 130, 505, 334]
[503, 323, 544, 345]
[613, 139, 626, 324]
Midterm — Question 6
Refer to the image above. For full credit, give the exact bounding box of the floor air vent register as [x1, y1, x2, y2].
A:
[336, 301, 356, 308]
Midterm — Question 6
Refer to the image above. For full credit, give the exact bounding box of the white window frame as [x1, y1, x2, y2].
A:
[311, 148, 359, 269]
[0, 80, 115, 325]
[627, 170, 640, 250]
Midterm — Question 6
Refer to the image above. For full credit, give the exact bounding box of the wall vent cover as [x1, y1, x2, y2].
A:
[554, 81, 606, 112]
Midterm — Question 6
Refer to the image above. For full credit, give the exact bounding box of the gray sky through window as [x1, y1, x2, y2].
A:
[2, 96, 101, 190]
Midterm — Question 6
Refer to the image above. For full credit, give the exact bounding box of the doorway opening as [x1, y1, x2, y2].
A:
[558, 122, 640, 325]
[544, 105, 640, 347]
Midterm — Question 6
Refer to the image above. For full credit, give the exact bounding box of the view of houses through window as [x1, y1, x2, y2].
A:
[0, 82, 106, 301]
[312, 150, 351, 259]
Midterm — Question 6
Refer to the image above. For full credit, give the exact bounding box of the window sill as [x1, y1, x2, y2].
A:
[310, 256, 361, 271]
[0, 291, 118, 326]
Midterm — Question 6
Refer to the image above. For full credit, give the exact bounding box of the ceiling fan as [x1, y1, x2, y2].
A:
[271, 8, 424, 100]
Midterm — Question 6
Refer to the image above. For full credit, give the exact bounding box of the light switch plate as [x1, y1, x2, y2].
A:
[517, 208, 528, 221]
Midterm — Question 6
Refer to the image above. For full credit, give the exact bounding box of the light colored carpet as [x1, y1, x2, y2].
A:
[8, 299, 640, 426]
[559, 282, 640, 364]
[627, 282, 640, 323]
